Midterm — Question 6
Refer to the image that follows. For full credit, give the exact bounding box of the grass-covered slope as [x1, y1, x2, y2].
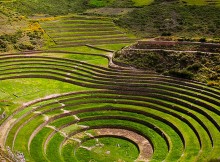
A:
[2, 0, 220, 17]
[1, 0, 152, 16]
[1, 0, 89, 15]
[115, 2, 220, 39]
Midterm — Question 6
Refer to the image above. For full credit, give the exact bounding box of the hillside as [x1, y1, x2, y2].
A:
[1, 0, 152, 16]
[115, 1, 220, 40]
[3, 0, 220, 16]
[0, 5, 45, 52]
[114, 40, 220, 86]
[0, 1, 220, 162]
[2, 0, 220, 44]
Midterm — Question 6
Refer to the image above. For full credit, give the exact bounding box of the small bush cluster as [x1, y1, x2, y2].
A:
[18, 42, 34, 50]
[168, 69, 193, 79]
[186, 63, 201, 72]
[0, 31, 22, 44]
[0, 29, 43, 52]
[0, 31, 22, 52]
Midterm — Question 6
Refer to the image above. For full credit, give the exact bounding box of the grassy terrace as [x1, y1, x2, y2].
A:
[41, 15, 137, 48]
[0, 48, 219, 161]
[3, 89, 220, 161]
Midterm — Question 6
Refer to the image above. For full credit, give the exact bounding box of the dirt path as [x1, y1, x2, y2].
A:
[124, 48, 220, 55]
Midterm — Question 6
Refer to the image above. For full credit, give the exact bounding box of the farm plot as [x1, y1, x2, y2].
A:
[41, 15, 137, 49]
[0, 50, 219, 162]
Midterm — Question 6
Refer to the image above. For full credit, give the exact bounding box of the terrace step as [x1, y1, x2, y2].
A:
[41, 15, 137, 49]
[3, 88, 219, 161]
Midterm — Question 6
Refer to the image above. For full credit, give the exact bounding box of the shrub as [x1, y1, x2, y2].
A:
[199, 37, 206, 42]
[187, 63, 201, 71]
[0, 40, 7, 49]
[179, 55, 190, 65]
[18, 42, 35, 50]
[0, 31, 22, 44]
[161, 32, 172, 36]
[209, 73, 219, 80]
[207, 81, 219, 87]
[168, 69, 194, 79]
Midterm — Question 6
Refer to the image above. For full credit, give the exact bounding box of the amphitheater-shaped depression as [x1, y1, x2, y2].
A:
[0, 15, 220, 162]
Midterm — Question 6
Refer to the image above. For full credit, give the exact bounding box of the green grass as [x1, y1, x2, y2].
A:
[0, 105, 5, 115]
[80, 119, 168, 161]
[75, 137, 139, 162]
[40, 52, 109, 67]
[88, 0, 115, 7]
[88, 0, 154, 7]
[0, 78, 89, 114]
[95, 43, 131, 51]
[182, 0, 220, 5]
[46, 133, 65, 162]
[0, 107, 3, 114]
[30, 127, 52, 162]
[183, 0, 207, 5]
[76, 105, 199, 159]
[132, 0, 154, 6]
[76, 109, 184, 160]
[3, 0, 89, 15]
[12, 116, 45, 159]
[50, 116, 76, 127]
[62, 142, 78, 162]
[54, 46, 108, 54]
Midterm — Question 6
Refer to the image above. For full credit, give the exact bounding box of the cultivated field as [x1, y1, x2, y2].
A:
[41, 15, 137, 48]
[0, 15, 220, 162]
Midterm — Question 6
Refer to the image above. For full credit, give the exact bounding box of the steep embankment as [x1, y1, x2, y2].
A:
[114, 41, 220, 86]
